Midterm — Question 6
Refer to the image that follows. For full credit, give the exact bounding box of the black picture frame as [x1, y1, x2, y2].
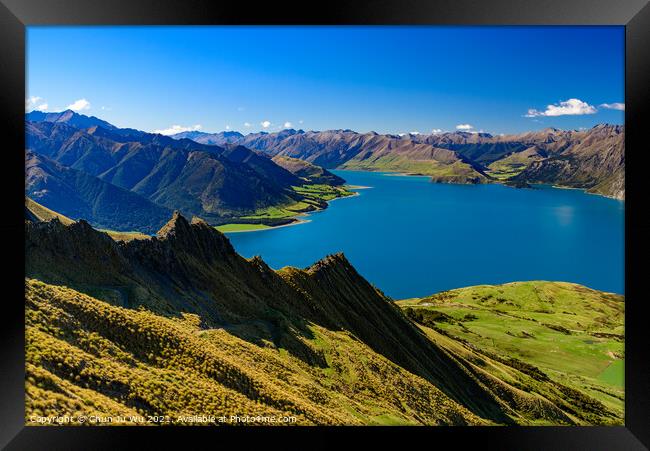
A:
[2, 0, 648, 449]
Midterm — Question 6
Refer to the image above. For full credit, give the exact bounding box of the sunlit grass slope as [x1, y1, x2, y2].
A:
[26, 279, 485, 426]
[397, 281, 624, 420]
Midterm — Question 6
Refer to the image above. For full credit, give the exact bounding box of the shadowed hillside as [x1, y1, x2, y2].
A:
[25, 210, 623, 425]
[25, 111, 354, 233]
[26, 151, 172, 234]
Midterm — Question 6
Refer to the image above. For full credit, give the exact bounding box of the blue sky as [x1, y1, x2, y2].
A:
[26, 26, 624, 135]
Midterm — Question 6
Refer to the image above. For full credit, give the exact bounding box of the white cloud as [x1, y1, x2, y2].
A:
[456, 124, 473, 131]
[410, 131, 420, 135]
[261, 120, 271, 128]
[100, 106, 112, 111]
[153, 124, 202, 136]
[298, 120, 304, 124]
[431, 128, 443, 134]
[25, 96, 48, 112]
[66, 98, 91, 111]
[225, 125, 231, 130]
[600, 102, 625, 111]
[525, 98, 597, 117]
[244, 122, 252, 127]
[284, 121, 292, 128]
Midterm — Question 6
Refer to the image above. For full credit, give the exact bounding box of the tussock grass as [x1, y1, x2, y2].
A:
[397, 281, 624, 421]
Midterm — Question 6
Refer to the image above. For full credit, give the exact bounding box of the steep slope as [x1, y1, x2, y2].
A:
[241, 129, 373, 167]
[23, 214, 505, 424]
[414, 126, 624, 198]
[25, 196, 74, 225]
[26, 116, 350, 229]
[511, 125, 625, 199]
[25, 213, 623, 425]
[271, 155, 345, 185]
[26, 279, 485, 425]
[25, 151, 172, 234]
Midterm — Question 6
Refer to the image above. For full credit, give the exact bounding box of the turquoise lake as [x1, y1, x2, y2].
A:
[227, 170, 625, 299]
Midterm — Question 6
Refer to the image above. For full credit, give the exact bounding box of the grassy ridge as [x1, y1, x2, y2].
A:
[26, 197, 74, 225]
[26, 276, 624, 426]
[27, 197, 150, 242]
[25, 214, 624, 426]
[397, 281, 624, 419]
[25, 279, 485, 426]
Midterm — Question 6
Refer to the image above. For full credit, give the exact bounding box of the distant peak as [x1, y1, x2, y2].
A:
[221, 130, 244, 137]
[591, 123, 618, 130]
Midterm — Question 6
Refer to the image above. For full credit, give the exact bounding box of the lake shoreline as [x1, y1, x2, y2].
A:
[219, 189, 362, 234]
[336, 167, 624, 201]
[228, 170, 624, 298]
[219, 217, 312, 234]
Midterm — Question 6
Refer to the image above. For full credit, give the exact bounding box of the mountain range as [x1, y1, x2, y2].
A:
[24, 110, 624, 236]
[25, 111, 351, 233]
[23, 110, 625, 425]
[176, 125, 625, 199]
[25, 205, 624, 425]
